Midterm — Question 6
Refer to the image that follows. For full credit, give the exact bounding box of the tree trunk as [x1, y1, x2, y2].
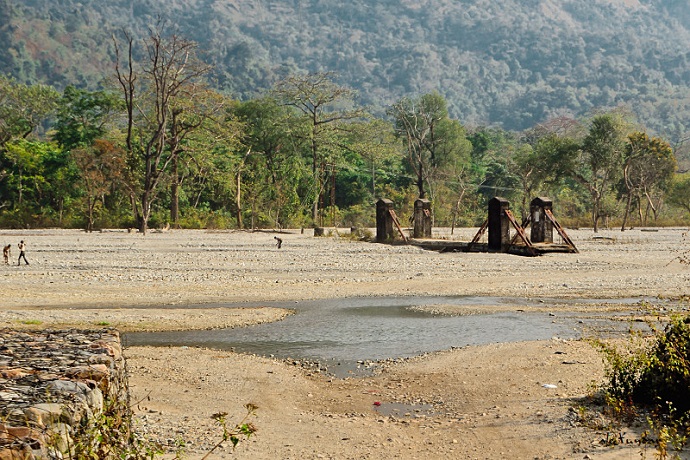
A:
[58, 198, 64, 226]
[236, 170, 243, 229]
[170, 157, 179, 228]
[645, 192, 659, 223]
[621, 193, 633, 231]
[130, 192, 141, 230]
[520, 187, 530, 222]
[371, 161, 376, 197]
[311, 132, 320, 225]
[139, 190, 151, 234]
[86, 196, 94, 233]
[637, 196, 644, 224]
[417, 160, 425, 198]
[591, 188, 601, 233]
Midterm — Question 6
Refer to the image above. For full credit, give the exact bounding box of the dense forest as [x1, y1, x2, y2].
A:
[0, 0, 689, 232]
[3, 0, 690, 138]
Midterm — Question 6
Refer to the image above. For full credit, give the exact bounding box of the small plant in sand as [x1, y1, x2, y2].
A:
[592, 315, 690, 458]
[31, 399, 258, 459]
[201, 403, 258, 459]
[19, 319, 42, 325]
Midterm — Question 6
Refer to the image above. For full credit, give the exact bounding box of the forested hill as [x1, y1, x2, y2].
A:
[3, 0, 690, 137]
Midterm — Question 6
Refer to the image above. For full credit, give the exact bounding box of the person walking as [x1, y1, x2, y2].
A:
[17, 240, 28, 265]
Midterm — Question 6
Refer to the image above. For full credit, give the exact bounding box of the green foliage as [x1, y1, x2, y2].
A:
[635, 318, 690, 413]
[3, 64, 690, 230]
[0, 74, 59, 147]
[597, 317, 690, 412]
[668, 174, 690, 216]
[0, 138, 80, 221]
[177, 208, 236, 230]
[53, 86, 122, 150]
[6, 0, 690, 142]
[592, 334, 651, 405]
[200, 404, 258, 460]
[593, 316, 690, 455]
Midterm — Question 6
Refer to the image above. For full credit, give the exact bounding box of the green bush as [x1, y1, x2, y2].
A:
[635, 317, 690, 414]
[596, 316, 690, 415]
[593, 315, 690, 456]
[340, 204, 375, 228]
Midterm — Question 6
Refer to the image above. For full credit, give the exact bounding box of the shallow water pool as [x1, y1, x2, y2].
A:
[124, 296, 647, 377]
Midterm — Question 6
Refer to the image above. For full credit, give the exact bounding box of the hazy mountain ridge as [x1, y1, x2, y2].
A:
[3, 0, 690, 137]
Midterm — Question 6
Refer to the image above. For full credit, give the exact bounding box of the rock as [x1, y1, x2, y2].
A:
[0, 329, 128, 458]
[24, 403, 64, 427]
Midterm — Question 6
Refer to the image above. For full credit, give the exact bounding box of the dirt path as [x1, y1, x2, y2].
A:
[0, 227, 688, 459]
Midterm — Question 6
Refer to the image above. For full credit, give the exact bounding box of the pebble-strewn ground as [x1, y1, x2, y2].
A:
[0, 227, 688, 308]
[0, 227, 688, 459]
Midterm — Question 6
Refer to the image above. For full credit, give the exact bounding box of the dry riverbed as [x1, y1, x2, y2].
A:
[0, 227, 689, 459]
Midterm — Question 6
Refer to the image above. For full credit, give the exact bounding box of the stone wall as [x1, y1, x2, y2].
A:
[0, 329, 128, 459]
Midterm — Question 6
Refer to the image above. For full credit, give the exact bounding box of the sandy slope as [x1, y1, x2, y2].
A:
[0, 227, 688, 459]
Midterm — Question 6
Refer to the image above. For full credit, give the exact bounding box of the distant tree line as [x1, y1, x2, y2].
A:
[4, 0, 690, 167]
[0, 30, 688, 233]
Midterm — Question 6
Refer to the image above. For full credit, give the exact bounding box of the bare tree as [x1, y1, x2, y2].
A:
[114, 26, 215, 233]
[389, 91, 471, 210]
[388, 92, 448, 199]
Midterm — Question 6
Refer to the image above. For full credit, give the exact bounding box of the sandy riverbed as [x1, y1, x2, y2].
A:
[0, 227, 688, 459]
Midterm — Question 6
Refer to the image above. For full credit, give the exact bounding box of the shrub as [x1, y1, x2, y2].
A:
[596, 316, 690, 415]
[339, 204, 375, 228]
[635, 317, 690, 414]
[593, 315, 690, 456]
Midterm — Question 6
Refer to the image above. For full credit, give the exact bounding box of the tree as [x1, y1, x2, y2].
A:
[426, 117, 473, 226]
[509, 144, 542, 220]
[0, 77, 59, 200]
[508, 127, 583, 220]
[388, 92, 447, 200]
[2, 139, 77, 225]
[390, 92, 475, 227]
[114, 27, 217, 233]
[232, 97, 309, 229]
[3, 139, 46, 207]
[53, 86, 122, 150]
[72, 139, 126, 232]
[0, 76, 59, 149]
[41, 145, 80, 226]
[569, 113, 629, 232]
[466, 127, 522, 209]
[620, 132, 676, 229]
[167, 90, 239, 227]
[273, 72, 365, 226]
[339, 118, 402, 200]
[668, 173, 690, 215]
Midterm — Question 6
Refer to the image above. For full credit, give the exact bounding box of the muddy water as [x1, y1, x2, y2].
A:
[124, 296, 641, 376]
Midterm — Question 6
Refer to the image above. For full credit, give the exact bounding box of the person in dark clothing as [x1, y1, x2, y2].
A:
[17, 240, 28, 265]
[274, 236, 283, 249]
